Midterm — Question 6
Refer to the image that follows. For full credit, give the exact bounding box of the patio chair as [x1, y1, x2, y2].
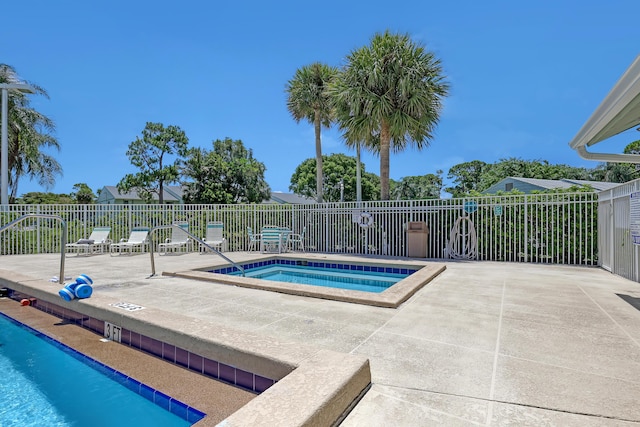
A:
[279, 227, 292, 251]
[201, 221, 226, 253]
[288, 226, 306, 252]
[110, 227, 150, 256]
[66, 227, 112, 256]
[158, 222, 191, 255]
[247, 227, 261, 252]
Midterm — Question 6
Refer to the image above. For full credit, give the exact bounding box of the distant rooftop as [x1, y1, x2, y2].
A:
[97, 186, 314, 205]
[484, 177, 622, 194]
[264, 192, 315, 204]
[97, 185, 183, 204]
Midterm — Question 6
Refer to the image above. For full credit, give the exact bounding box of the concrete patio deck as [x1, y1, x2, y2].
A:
[1, 252, 640, 426]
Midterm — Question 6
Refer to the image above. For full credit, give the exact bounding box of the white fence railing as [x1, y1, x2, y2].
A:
[598, 179, 640, 281]
[0, 193, 598, 265]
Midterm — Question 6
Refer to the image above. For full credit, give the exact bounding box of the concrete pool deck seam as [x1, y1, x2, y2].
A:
[577, 282, 640, 348]
[375, 383, 640, 425]
[486, 279, 507, 425]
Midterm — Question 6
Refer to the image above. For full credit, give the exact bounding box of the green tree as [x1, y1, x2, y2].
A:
[0, 64, 61, 201]
[624, 140, 640, 155]
[590, 162, 637, 183]
[71, 183, 95, 204]
[391, 172, 443, 200]
[590, 140, 640, 183]
[286, 62, 339, 203]
[331, 31, 449, 200]
[181, 138, 270, 204]
[117, 122, 188, 204]
[289, 153, 379, 202]
[476, 158, 592, 192]
[17, 192, 73, 204]
[445, 160, 488, 197]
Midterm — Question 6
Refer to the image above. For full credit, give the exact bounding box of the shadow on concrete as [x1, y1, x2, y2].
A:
[617, 293, 640, 311]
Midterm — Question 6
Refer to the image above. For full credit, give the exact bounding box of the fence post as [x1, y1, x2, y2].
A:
[323, 204, 328, 253]
[523, 195, 528, 263]
[127, 206, 132, 236]
[36, 204, 41, 254]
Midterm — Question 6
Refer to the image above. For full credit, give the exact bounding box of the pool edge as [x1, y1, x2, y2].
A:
[164, 257, 446, 309]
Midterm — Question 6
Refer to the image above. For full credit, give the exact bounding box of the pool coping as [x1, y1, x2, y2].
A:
[0, 268, 371, 427]
[164, 254, 447, 308]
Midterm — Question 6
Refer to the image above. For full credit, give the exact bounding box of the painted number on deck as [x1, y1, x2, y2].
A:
[104, 322, 122, 342]
[110, 302, 145, 311]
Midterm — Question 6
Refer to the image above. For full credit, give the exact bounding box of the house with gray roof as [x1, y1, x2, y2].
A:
[97, 186, 313, 205]
[264, 192, 315, 204]
[483, 177, 622, 194]
[96, 186, 184, 204]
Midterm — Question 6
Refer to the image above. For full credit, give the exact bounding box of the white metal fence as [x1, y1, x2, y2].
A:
[598, 179, 640, 281]
[0, 193, 598, 265]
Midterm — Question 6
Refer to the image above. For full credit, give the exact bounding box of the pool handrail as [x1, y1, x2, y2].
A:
[0, 214, 67, 284]
[147, 224, 245, 277]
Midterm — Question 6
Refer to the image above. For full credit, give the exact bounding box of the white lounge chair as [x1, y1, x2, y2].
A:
[202, 221, 226, 253]
[66, 227, 112, 256]
[158, 222, 191, 255]
[110, 227, 150, 256]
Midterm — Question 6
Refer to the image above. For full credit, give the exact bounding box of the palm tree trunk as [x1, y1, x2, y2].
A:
[314, 111, 323, 203]
[380, 119, 391, 200]
[356, 142, 362, 203]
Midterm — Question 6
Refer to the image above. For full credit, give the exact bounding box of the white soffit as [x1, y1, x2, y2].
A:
[569, 55, 640, 163]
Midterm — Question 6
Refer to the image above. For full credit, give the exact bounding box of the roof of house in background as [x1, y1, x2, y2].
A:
[97, 186, 313, 205]
[559, 179, 623, 191]
[264, 192, 315, 204]
[98, 185, 183, 202]
[484, 177, 622, 194]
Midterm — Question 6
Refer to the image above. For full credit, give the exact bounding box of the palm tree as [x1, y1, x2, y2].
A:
[331, 31, 449, 200]
[0, 64, 61, 201]
[286, 62, 339, 203]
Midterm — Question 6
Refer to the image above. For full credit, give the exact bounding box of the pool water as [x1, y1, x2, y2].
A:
[226, 262, 413, 293]
[0, 314, 200, 427]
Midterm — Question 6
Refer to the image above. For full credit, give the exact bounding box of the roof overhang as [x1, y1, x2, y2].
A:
[569, 55, 640, 163]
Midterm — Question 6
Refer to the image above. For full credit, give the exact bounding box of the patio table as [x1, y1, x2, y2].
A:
[260, 226, 291, 253]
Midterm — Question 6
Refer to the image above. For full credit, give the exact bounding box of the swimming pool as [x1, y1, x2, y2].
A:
[166, 256, 445, 308]
[0, 313, 204, 427]
[221, 261, 414, 293]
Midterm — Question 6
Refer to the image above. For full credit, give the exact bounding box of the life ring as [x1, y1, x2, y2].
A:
[357, 212, 374, 228]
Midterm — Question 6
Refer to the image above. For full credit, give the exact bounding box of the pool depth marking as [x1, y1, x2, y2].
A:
[110, 302, 145, 311]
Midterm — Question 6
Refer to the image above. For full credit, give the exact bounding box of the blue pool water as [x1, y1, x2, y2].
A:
[217, 260, 416, 293]
[0, 313, 201, 427]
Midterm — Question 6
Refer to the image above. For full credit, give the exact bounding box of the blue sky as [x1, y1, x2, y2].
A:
[4, 0, 640, 197]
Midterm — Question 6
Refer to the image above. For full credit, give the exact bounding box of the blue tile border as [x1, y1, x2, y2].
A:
[208, 258, 419, 277]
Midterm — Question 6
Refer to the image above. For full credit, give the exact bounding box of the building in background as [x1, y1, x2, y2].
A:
[483, 177, 620, 194]
[96, 186, 314, 205]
